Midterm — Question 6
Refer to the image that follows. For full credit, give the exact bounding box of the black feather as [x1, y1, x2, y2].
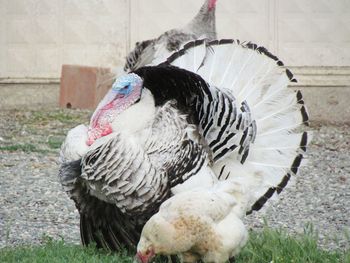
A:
[250, 187, 276, 212]
[300, 132, 308, 152]
[134, 65, 211, 124]
[296, 90, 303, 102]
[218, 165, 226, 179]
[301, 106, 309, 126]
[276, 173, 291, 194]
[291, 154, 303, 174]
[240, 148, 249, 164]
[218, 39, 234, 45]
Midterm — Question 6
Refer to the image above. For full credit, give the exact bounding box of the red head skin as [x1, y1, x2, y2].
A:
[86, 74, 143, 146]
[136, 249, 156, 263]
[86, 94, 124, 146]
[208, 0, 217, 11]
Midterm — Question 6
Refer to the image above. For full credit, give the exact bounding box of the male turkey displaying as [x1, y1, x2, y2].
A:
[124, 0, 217, 72]
[59, 39, 310, 253]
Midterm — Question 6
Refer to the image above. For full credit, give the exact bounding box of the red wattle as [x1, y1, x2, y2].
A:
[101, 124, 113, 136]
[91, 99, 117, 129]
[86, 124, 113, 146]
[86, 136, 95, 146]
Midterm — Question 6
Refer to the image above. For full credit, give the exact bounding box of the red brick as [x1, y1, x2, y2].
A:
[59, 64, 114, 109]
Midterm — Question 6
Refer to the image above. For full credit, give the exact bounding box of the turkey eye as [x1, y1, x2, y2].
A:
[122, 85, 129, 90]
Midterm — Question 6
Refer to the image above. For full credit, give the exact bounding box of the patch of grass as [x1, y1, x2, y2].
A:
[47, 136, 65, 149]
[0, 108, 91, 153]
[30, 110, 89, 125]
[0, 239, 132, 263]
[0, 143, 51, 154]
[237, 224, 350, 263]
[1, 227, 349, 263]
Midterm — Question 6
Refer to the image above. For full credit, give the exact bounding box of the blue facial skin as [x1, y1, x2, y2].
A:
[112, 74, 140, 96]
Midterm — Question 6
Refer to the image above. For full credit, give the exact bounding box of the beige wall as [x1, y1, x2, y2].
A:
[131, 0, 350, 67]
[1, 0, 350, 79]
[0, 0, 349, 122]
[0, 0, 129, 78]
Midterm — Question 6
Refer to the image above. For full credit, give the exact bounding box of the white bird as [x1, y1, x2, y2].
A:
[137, 180, 250, 263]
[124, 0, 218, 72]
[59, 39, 310, 252]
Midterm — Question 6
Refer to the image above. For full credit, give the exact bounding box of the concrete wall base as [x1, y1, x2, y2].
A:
[1, 66, 349, 124]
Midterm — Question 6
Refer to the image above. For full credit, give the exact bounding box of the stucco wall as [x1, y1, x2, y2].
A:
[0, 0, 349, 122]
[1, 0, 350, 78]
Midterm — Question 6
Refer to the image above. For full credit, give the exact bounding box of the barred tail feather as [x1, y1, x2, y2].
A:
[166, 39, 311, 212]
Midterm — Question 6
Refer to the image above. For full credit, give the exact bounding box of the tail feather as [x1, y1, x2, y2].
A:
[256, 107, 306, 135]
[253, 132, 308, 150]
[168, 40, 208, 72]
[165, 39, 311, 213]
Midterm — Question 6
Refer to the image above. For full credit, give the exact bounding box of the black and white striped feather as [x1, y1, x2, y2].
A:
[161, 39, 310, 213]
[59, 101, 207, 250]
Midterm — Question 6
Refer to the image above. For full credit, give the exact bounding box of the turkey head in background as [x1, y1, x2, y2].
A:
[124, 0, 218, 72]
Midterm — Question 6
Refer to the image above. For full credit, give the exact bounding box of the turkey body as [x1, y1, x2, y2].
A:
[60, 98, 207, 249]
[59, 39, 310, 252]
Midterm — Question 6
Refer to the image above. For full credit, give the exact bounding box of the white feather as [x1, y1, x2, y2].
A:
[171, 164, 217, 195]
[137, 179, 250, 262]
[59, 124, 89, 162]
[167, 40, 310, 210]
[170, 41, 208, 72]
[111, 89, 156, 137]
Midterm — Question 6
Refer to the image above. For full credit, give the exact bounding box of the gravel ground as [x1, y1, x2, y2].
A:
[0, 109, 349, 251]
[245, 123, 350, 251]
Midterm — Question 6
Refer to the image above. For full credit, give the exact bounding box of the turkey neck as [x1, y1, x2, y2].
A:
[185, 0, 217, 39]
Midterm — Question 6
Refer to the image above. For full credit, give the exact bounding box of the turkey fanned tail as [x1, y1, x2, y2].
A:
[160, 38, 311, 213]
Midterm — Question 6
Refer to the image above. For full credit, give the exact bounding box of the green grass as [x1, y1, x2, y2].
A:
[0, 144, 38, 152]
[1, 227, 349, 263]
[0, 143, 51, 154]
[28, 110, 90, 126]
[47, 136, 66, 149]
[0, 239, 132, 263]
[238, 225, 350, 263]
[0, 108, 91, 154]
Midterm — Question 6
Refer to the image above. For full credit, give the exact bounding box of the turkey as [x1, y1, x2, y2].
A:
[137, 180, 249, 263]
[59, 39, 310, 252]
[124, 0, 217, 72]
